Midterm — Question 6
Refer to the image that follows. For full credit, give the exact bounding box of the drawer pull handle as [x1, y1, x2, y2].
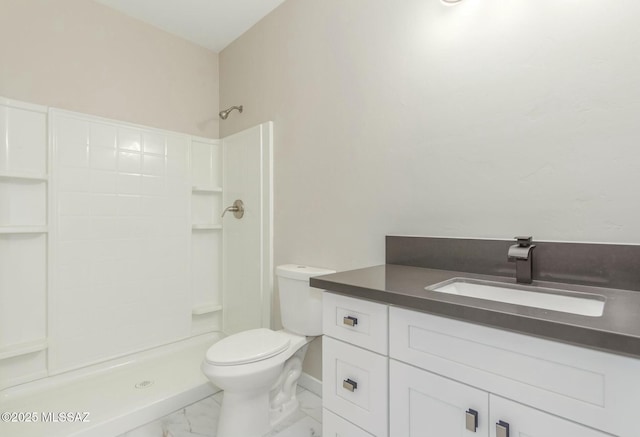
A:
[496, 420, 510, 437]
[342, 378, 358, 392]
[343, 316, 358, 326]
[465, 409, 478, 432]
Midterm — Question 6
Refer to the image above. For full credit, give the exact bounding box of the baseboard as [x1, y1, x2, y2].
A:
[298, 372, 322, 397]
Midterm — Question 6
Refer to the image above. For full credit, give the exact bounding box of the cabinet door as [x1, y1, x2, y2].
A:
[390, 360, 489, 437]
[490, 396, 611, 437]
[323, 336, 388, 436]
[324, 408, 375, 437]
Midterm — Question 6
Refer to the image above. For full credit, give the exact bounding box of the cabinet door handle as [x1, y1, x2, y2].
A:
[343, 316, 358, 326]
[496, 420, 510, 437]
[342, 378, 358, 392]
[465, 409, 478, 432]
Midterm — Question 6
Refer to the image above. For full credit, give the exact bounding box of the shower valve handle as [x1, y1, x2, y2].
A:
[222, 199, 245, 219]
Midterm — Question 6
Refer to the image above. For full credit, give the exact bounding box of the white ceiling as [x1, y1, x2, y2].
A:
[93, 0, 286, 53]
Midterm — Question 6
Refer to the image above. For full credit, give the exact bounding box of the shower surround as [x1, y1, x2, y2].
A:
[0, 96, 273, 436]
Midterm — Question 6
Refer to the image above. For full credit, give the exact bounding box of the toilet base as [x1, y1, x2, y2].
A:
[269, 344, 308, 426]
[218, 390, 270, 437]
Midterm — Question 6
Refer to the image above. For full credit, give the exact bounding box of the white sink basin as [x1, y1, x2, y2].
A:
[426, 279, 605, 317]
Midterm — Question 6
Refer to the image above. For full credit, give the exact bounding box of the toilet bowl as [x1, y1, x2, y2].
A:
[201, 264, 335, 437]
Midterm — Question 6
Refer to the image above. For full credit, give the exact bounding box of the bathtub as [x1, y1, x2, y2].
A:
[0, 332, 224, 437]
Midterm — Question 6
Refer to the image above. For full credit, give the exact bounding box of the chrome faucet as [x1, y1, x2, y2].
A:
[508, 236, 536, 284]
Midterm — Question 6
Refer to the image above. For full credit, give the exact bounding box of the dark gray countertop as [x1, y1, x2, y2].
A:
[310, 264, 640, 359]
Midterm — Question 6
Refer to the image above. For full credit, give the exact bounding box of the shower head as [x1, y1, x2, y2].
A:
[219, 105, 243, 120]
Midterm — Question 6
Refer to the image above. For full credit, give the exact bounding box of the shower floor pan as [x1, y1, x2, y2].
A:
[0, 332, 224, 437]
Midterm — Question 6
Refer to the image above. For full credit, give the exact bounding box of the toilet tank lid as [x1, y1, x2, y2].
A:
[276, 264, 336, 280]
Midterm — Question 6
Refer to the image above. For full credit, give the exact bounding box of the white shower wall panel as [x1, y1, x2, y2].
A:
[49, 111, 192, 374]
[191, 141, 222, 188]
[0, 102, 47, 176]
[0, 180, 46, 226]
[0, 234, 48, 389]
[0, 98, 48, 390]
[191, 230, 222, 308]
[222, 123, 272, 334]
[0, 234, 47, 347]
[0, 351, 47, 389]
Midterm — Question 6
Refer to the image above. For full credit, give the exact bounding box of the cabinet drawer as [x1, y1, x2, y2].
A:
[323, 336, 388, 437]
[323, 292, 388, 354]
[324, 408, 375, 437]
[489, 395, 610, 437]
[390, 360, 489, 437]
[389, 306, 640, 436]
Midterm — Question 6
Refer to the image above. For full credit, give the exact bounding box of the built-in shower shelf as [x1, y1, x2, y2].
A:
[0, 226, 48, 234]
[190, 138, 223, 335]
[0, 338, 48, 360]
[192, 224, 222, 231]
[192, 303, 223, 316]
[0, 171, 48, 181]
[192, 186, 222, 193]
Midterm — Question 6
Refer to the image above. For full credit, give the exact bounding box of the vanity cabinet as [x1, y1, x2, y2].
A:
[323, 292, 640, 437]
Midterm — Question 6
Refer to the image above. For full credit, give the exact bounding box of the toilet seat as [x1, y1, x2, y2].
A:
[205, 328, 290, 366]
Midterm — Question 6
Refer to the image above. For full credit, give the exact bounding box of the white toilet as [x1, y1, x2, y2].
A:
[201, 264, 335, 437]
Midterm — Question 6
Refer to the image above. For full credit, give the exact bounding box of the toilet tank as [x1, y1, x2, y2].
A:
[276, 264, 336, 336]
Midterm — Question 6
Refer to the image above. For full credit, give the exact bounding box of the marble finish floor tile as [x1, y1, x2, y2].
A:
[121, 388, 322, 437]
[297, 389, 322, 423]
[265, 416, 321, 437]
